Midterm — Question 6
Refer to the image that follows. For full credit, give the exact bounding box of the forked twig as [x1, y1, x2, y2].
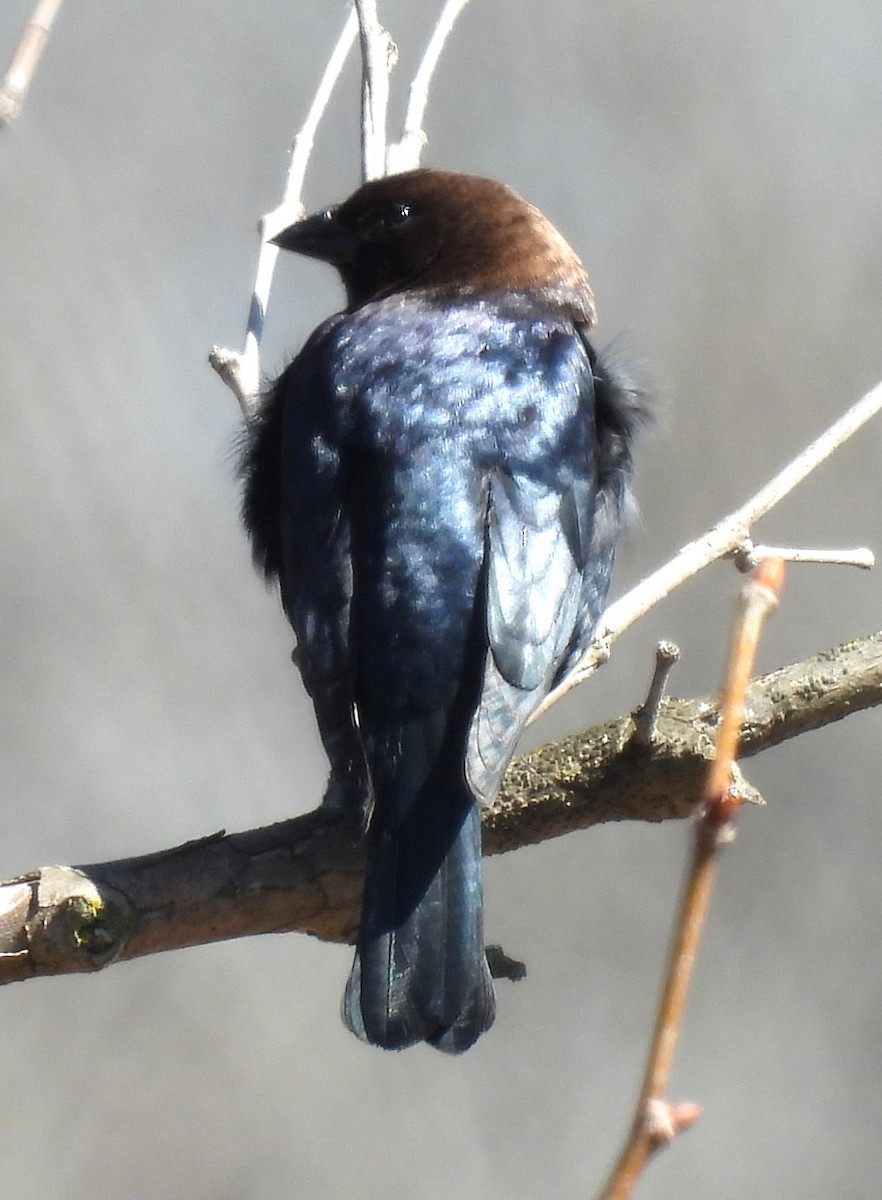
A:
[598, 558, 786, 1200]
[531, 380, 882, 724]
[210, 2, 470, 417]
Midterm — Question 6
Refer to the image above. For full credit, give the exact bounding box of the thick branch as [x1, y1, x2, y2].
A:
[2, 633, 879, 985]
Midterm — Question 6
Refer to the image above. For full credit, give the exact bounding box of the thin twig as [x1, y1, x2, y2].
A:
[531, 380, 882, 724]
[387, 0, 472, 173]
[278, 9, 359, 219]
[733, 541, 874, 572]
[0, 0, 64, 128]
[209, 0, 468, 414]
[598, 559, 785, 1200]
[354, 0, 396, 180]
[209, 9, 358, 419]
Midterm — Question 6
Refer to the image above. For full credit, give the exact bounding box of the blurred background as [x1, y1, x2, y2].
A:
[1, 2, 880, 1197]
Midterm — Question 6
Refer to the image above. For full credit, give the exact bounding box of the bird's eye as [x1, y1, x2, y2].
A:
[372, 203, 413, 234]
[350, 202, 415, 240]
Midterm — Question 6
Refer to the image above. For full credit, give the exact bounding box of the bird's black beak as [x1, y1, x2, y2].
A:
[269, 207, 357, 267]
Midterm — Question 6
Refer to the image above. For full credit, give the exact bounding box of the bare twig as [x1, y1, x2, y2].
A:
[732, 540, 874, 572]
[274, 9, 359, 225]
[531, 380, 882, 724]
[3, 628, 880, 986]
[354, 0, 396, 180]
[209, 9, 358, 419]
[0, 0, 64, 128]
[210, 0, 413, 417]
[599, 559, 786, 1200]
[387, 0, 472, 172]
[208, 0, 470, 415]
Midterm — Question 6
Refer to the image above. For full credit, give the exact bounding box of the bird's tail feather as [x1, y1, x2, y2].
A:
[342, 765, 495, 1053]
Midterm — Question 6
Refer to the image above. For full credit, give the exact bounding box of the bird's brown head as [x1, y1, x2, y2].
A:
[271, 169, 597, 326]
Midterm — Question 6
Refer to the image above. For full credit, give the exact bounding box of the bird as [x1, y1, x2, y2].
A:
[240, 168, 647, 1053]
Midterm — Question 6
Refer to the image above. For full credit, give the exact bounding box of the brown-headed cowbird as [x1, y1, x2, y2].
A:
[241, 169, 646, 1052]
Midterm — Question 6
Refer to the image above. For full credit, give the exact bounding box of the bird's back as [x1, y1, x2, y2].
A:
[257, 292, 609, 1049]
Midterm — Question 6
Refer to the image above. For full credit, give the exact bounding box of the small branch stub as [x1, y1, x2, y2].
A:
[18, 866, 133, 974]
[632, 640, 681, 746]
[643, 1098, 702, 1149]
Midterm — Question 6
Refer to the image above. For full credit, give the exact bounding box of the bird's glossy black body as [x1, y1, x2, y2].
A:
[241, 170, 645, 1051]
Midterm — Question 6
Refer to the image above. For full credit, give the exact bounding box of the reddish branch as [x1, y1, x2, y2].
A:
[599, 560, 786, 1200]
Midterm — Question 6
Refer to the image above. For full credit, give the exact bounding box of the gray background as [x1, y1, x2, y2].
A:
[2, 2, 881, 1197]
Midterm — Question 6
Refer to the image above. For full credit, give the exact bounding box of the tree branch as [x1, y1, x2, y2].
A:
[354, 0, 396, 180]
[209, 8, 358, 419]
[210, 0, 473, 415]
[531, 379, 882, 723]
[387, 0, 471, 173]
[2, 632, 879, 985]
[599, 558, 786, 1199]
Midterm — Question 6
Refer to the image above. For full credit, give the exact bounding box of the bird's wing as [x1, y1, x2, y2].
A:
[485, 467, 586, 691]
[467, 358, 602, 803]
[466, 471, 587, 803]
[271, 330, 368, 812]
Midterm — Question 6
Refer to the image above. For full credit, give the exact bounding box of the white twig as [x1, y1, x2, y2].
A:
[269, 6, 360, 233]
[354, 0, 396, 180]
[530, 379, 882, 724]
[0, 0, 65, 128]
[210, 0, 469, 416]
[733, 542, 874, 571]
[208, 9, 358, 421]
[387, 0, 471, 173]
